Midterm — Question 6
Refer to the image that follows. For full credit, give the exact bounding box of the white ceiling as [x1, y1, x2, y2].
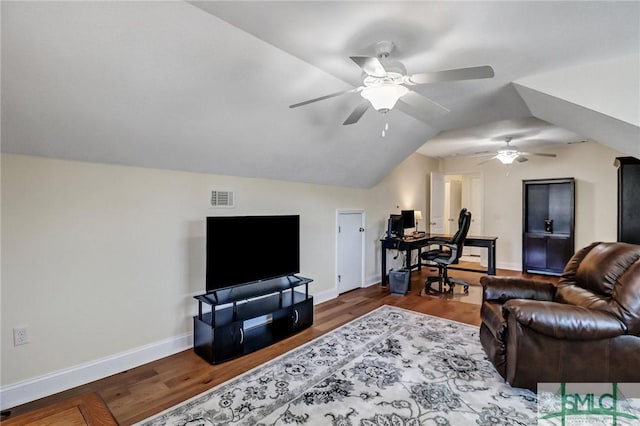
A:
[2, 1, 639, 187]
[418, 117, 586, 158]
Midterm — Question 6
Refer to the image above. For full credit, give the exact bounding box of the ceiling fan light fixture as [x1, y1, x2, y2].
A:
[290, 41, 493, 127]
[360, 83, 409, 112]
[496, 149, 519, 164]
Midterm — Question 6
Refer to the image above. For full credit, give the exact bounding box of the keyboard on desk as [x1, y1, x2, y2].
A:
[403, 233, 427, 241]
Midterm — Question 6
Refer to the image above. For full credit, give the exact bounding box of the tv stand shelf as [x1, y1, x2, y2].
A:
[193, 275, 313, 364]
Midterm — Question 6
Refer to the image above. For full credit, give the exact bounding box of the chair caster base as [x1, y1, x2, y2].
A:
[424, 278, 469, 297]
[450, 278, 470, 295]
[424, 278, 454, 296]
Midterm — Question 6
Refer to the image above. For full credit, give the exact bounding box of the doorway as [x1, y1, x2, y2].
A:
[432, 173, 484, 260]
[429, 172, 446, 234]
[336, 210, 365, 294]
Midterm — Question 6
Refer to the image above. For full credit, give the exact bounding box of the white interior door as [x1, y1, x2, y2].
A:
[337, 211, 364, 294]
[468, 176, 483, 256]
[429, 172, 445, 234]
[446, 180, 462, 234]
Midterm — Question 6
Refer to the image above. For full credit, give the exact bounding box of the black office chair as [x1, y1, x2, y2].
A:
[428, 208, 467, 245]
[421, 209, 472, 295]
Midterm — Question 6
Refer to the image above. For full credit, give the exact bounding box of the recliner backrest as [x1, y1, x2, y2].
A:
[556, 241, 640, 334]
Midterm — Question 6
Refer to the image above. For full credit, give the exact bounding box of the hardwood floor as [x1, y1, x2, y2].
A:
[2, 267, 557, 425]
[1, 393, 117, 426]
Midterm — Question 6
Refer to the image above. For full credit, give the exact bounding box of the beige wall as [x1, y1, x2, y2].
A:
[365, 153, 438, 276]
[0, 141, 622, 396]
[1, 152, 436, 387]
[439, 141, 622, 269]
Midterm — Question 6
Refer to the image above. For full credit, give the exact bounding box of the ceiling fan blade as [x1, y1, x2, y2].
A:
[350, 56, 387, 78]
[289, 88, 357, 109]
[516, 156, 529, 163]
[520, 152, 557, 158]
[452, 151, 494, 158]
[478, 156, 498, 165]
[343, 102, 369, 125]
[407, 65, 495, 85]
[398, 90, 450, 117]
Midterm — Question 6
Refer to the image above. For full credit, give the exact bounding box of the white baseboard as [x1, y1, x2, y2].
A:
[312, 287, 338, 305]
[460, 255, 481, 263]
[0, 332, 192, 411]
[364, 275, 380, 287]
[496, 261, 521, 271]
[0, 286, 363, 411]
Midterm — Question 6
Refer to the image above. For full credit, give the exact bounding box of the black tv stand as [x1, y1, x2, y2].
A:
[193, 275, 313, 364]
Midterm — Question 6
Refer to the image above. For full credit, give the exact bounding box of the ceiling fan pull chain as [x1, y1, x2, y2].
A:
[381, 113, 389, 138]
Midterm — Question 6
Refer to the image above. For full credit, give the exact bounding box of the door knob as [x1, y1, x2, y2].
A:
[359, 227, 365, 232]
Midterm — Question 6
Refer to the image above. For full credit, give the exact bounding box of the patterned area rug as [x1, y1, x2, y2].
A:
[137, 306, 537, 425]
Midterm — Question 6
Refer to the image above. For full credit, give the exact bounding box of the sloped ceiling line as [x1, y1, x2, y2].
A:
[2, 1, 639, 187]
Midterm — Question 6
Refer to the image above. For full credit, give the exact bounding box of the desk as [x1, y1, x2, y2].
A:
[380, 234, 497, 287]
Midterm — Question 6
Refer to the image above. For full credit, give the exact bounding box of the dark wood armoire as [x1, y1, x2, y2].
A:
[617, 157, 640, 245]
[522, 177, 575, 275]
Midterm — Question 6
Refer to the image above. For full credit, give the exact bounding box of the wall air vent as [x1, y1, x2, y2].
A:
[210, 190, 235, 208]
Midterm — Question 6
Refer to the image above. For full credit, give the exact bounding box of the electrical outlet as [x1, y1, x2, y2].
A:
[13, 326, 30, 346]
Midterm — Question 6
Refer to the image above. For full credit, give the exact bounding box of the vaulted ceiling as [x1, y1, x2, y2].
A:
[2, 1, 638, 188]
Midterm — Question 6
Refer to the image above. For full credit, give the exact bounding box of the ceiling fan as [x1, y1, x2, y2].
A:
[479, 137, 558, 165]
[289, 41, 495, 131]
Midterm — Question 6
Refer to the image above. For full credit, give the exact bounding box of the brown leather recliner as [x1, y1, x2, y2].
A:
[480, 241, 640, 391]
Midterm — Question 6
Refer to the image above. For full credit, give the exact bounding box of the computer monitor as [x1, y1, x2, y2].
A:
[387, 214, 404, 238]
[401, 210, 415, 229]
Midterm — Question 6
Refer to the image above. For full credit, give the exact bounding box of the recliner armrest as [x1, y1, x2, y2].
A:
[480, 276, 556, 303]
[503, 299, 627, 340]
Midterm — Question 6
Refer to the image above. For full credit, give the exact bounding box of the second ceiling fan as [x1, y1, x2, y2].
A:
[289, 41, 495, 127]
[479, 137, 558, 165]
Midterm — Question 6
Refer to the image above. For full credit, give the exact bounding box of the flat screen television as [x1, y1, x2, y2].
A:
[206, 215, 300, 292]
